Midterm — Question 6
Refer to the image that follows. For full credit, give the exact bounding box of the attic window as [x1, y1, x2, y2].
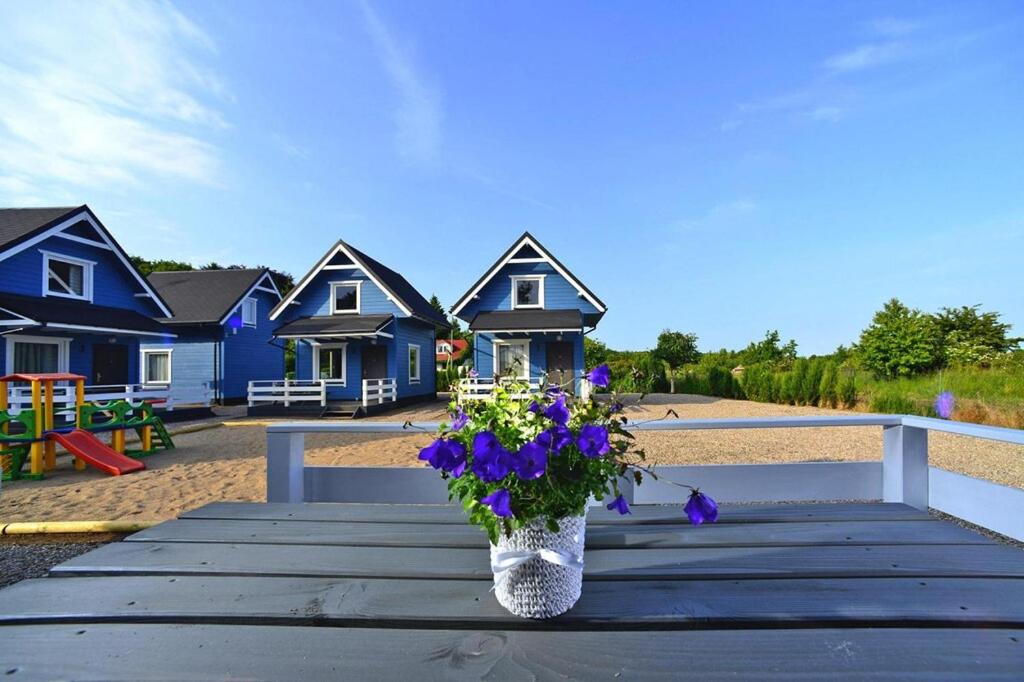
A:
[511, 275, 544, 310]
[43, 252, 93, 301]
[331, 281, 360, 314]
[241, 298, 257, 327]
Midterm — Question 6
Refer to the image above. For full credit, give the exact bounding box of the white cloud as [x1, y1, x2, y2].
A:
[357, 0, 442, 163]
[678, 199, 757, 233]
[823, 42, 905, 73]
[0, 0, 227, 202]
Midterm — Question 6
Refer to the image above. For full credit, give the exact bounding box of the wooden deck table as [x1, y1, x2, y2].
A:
[1, 501, 1023, 679]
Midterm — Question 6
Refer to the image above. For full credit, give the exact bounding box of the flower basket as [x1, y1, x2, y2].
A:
[418, 364, 717, 620]
[490, 514, 586, 619]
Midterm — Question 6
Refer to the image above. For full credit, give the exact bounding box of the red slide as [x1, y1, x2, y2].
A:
[47, 429, 145, 476]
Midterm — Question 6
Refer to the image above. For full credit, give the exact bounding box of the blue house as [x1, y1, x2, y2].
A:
[144, 269, 284, 403]
[0, 206, 175, 390]
[451, 232, 607, 395]
[264, 240, 446, 416]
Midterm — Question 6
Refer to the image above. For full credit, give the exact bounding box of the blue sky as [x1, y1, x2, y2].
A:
[0, 1, 1021, 353]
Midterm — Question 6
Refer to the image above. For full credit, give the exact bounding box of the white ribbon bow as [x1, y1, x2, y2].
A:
[490, 548, 584, 591]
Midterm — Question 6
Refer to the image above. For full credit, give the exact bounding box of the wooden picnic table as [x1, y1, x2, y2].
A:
[1, 501, 1023, 679]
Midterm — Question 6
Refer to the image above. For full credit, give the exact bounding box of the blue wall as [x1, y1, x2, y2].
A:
[0, 233, 164, 317]
[457, 262, 600, 321]
[474, 331, 584, 392]
[281, 268, 405, 321]
[223, 287, 285, 399]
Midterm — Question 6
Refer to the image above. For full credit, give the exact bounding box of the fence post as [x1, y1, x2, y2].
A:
[882, 424, 929, 510]
[266, 431, 305, 503]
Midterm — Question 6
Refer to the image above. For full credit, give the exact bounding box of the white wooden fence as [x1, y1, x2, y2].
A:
[361, 378, 396, 407]
[248, 380, 327, 407]
[457, 378, 543, 402]
[6, 382, 211, 420]
[265, 414, 1024, 542]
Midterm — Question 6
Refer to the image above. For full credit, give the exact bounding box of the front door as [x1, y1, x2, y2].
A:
[362, 345, 389, 381]
[545, 341, 574, 388]
[93, 344, 129, 385]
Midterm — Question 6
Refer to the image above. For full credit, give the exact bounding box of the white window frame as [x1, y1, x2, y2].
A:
[312, 341, 347, 385]
[241, 297, 257, 327]
[493, 339, 530, 380]
[510, 275, 545, 310]
[140, 348, 173, 385]
[436, 341, 452, 355]
[41, 250, 95, 302]
[4, 334, 71, 375]
[408, 344, 421, 384]
[330, 281, 361, 315]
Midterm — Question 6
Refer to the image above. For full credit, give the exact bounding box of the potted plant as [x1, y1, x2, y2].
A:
[419, 364, 718, 619]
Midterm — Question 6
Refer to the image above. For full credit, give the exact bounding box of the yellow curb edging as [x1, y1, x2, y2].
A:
[1, 521, 158, 535]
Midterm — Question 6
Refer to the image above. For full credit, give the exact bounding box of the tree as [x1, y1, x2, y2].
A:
[857, 299, 942, 378]
[653, 330, 700, 393]
[131, 256, 296, 295]
[933, 305, 1021, 366]
[584, 337, 611, 369]
[739, 330, 797, 368]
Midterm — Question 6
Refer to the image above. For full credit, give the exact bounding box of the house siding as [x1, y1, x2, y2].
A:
[458, 262, 600, 321]
[141, 333, 219, 401]
[280, 268, 405, 321]
[0, 234, 163, 317]
[223, 288, 285, 400]
[394, 318, 436, 398]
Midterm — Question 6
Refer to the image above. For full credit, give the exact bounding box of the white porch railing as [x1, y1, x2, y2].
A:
[248, 380, 327, 408]
[457, 377, 543, 402]
[362, 378, 397, 407]
[265, 414, 1024, 542]
[5, 382, 210, 420]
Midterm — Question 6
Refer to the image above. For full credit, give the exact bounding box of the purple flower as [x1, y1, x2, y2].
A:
[576, 423, 610, 458]
[544, 395, 570, 426]
[471, 431, 512, 483]
[417, 439, 467, 478]
[934, 391, 955, 420]
[480, 488, 513, 518]
[607, 494, 630, 515]
[513, 441, 548, 480]
[586, 364, 611, 388]
[449, 407, 469, 431]
[536, 425, 573, 455]
[684, 490, 718, 526]
[544, 384, 563, 398]
[527, 401, 541, 414]
[468, 368, 479, 379]
[609, 401, 624, 414]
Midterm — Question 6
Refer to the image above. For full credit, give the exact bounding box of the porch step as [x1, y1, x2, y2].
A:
[321, 401, 362, 419]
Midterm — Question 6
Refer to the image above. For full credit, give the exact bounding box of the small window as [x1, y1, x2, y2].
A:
[241, 298, 257, 327]
[13, 341, 61, 373]
[437, 341, 452, 354]
[495, 340, 530, 379]
[317, 345, 346, 382]
[408, 344, 421, 383]
[142, 350, 172, 385]
[331, 282, 360, 314]
[44, 252, 92, 300]
[511, 276, 544, 309]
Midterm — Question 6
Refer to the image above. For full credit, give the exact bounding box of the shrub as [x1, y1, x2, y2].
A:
[801, 358, 825, 406]
[837, 370, 857, 408]
[869, 387, 919, 415]
[819, 361, 839, 408]
[857, 298, 942, 378]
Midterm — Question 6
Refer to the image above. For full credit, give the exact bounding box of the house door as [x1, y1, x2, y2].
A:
[362, 345, 389, 380]
[545, 341, 574, 388]
[93, 344, 129, 385]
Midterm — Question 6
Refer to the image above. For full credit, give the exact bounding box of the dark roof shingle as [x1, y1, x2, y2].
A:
[469, 309, 584, 332]
[0, 291, 170, 335]
[344, 243, 448, 327]
[147, 269, 271, 324]
[0, 207, 81, 251]
[273, 314, 394, 338]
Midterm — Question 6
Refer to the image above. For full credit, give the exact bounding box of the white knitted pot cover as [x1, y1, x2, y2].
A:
[489, 515, 586, 619]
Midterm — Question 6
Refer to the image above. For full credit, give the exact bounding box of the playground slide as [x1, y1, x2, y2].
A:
[47, 429, 145, 476]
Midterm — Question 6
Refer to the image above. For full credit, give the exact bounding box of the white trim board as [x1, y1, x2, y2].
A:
[510, 274, 545, 310]
[312, 341, 348, 385]
[40, 250, 95, 302]
[140, 347, 173, 385]
[218, 272, 283, 326]
[0, 207, 173, 317]
[330, 281, 362, 315]
[44, 323, 176, 338]
[270, 242, 413, 320]
[4, 333, 72, 375]
[451, 234, 606, 316]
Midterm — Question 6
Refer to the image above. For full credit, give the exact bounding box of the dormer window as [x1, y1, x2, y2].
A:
[331, 281, 361, 315]
[43, 251, 93, 301]
[511, 275, 544, 310]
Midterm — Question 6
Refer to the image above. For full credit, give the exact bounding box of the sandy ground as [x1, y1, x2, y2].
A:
[1, 395, 1021, 523]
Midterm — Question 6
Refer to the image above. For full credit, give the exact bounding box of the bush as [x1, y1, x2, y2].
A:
[819, 361, 839, 408]
[869, 387, 919, 415]
[837, 370, 857, 408]
[857, 298, 942, 378]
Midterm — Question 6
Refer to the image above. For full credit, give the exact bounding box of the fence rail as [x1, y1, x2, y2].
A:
[6, 382, 210, 419]
[248, 380, 327, 408]
[265, 414, 1024, 542]
[457, 378, 543, 402]
[361, 378, 396, 407]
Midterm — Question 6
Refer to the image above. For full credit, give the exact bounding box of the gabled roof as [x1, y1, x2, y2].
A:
[0, 291, 173, 337]
[269, 240, 448, 327]
[0, 205, 174, 317]
[147, 269, 280, 325]
[450, 232, 607, 319]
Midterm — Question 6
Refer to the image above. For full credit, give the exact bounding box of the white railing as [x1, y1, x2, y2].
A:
[265, 414, 1024, 542]
[5, 382, 211, 420]
[248, 380, 327, 408]
[362, 378, 397, 407]
[457, 377, 543, 402]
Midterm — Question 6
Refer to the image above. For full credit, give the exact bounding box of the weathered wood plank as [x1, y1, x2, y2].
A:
[51, 541, 1024, 580]
[1, 624, 1021, 679]
[180, 501, 932, 525]
[3, 576, 1023, 628]
[128, 518, 988, 549]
